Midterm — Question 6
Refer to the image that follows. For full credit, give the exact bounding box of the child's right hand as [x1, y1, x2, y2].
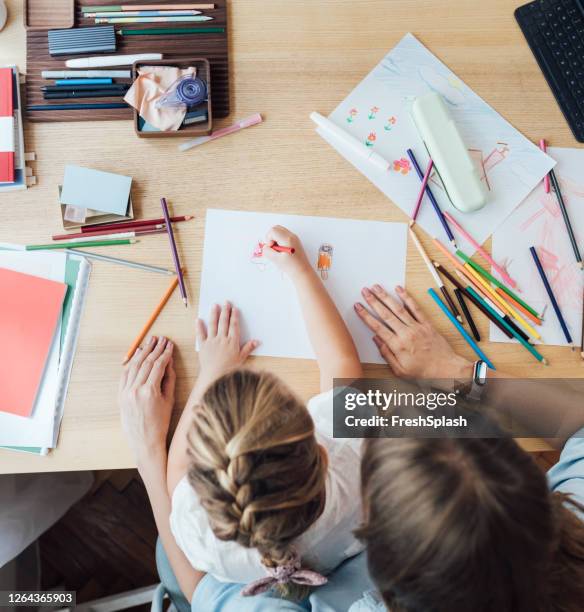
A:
[262, 226, 312, 280]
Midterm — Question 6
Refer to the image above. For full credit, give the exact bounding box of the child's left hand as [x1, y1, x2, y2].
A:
[196, 302, 259, 387]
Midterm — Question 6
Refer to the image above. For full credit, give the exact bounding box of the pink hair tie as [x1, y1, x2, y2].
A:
[241, 551, 327, 597]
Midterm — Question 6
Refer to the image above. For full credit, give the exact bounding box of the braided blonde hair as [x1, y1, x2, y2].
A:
[187, 369, 327, 593]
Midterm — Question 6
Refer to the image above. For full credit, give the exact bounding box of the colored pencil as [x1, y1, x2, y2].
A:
[454, 287, 480, 341]
[46, 84, 127, 92]
[407, 148, 456, 245]
[57, 229, 165, 243]
[117, 27, 225, 35]
[179, 114, 263, 152]
[434, 261, 513, 339]
[86, 10, 203, 17]
[66, 249, 175, 275]
[463, 263, 542, 341]
[96, 15, 213, 22]
[82, 4, 214, 11]
[466, 287, 547, 364]
[52, 79, 113, 86]
[539, 139, 550, 194]
[42, 70, 131, 78]
[428, 288, 495, 369]
[270, 244, 295, 254]
[411, 159, 433, 221]
[123, 275, 180, 364]
[161, 198, 188, 307]
[455, 249, 541, 320]
[452, 269, 530, 343]
[494, 287, 542, 326]
[27, 238, 136, 250]
[44, 90, 127, 100]
[54, 224, 166, 241]
[443, 211, 518, 289]
[529, 246, 573, 345]
[28, 103, 128, 111]
[81, 215, 193, 233]
[548, 169, 583, 268]
[409, 226, 461, 321]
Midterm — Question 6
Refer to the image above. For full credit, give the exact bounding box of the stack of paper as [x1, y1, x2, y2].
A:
[0, 247, 91, 455]
[59, 165, 134, 229]
[0, 66, 29, 193]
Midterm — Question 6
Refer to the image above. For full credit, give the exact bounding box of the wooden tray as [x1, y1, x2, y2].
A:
[25, 0, 229, 123]
[25, 0, 75, 30]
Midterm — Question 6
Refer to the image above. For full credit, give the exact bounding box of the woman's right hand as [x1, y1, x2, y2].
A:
[262, 225, 312, 281]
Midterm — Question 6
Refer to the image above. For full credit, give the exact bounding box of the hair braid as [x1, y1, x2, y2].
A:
[187, 369, 327, 596]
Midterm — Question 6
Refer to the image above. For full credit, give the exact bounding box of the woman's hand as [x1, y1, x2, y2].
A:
[262, 225, 312, 281]
[118, 336, 176, 464]
[196, 303, 259, 388]
[355, 285, 473, 380]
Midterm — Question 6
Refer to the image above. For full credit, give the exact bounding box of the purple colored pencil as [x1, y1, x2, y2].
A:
[161, 197, 188, 306]
[407, 148, 456, 245]
[411, 158, 433, 221]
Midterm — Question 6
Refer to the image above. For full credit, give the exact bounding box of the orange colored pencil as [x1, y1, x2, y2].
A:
[122, 274, 180, 364]
[495, 287, 542, 326]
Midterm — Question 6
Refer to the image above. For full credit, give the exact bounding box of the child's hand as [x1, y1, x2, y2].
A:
[196, 302, 259, 387]
[262, 225, 312, 280]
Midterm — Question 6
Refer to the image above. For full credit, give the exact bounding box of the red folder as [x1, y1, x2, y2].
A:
[0, 267, 67, 417]
[0, 67, 14, 183]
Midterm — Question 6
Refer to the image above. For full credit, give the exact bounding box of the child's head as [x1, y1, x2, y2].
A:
[357, 436, 584, 612]
[187, 369, 327, 571]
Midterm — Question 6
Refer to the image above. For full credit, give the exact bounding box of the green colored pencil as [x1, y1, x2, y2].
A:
[455, 249, 541, 319]
[117, 26, 225, 35]
[26, 239, 136, 251]
[466, 286, 547, 365]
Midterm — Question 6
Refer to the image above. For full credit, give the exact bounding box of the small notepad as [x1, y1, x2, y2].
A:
[60, 165, 132, 217]
[0, 267, 67, 417]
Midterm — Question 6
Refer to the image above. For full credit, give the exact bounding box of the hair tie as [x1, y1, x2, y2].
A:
[241, 551, 327, 597]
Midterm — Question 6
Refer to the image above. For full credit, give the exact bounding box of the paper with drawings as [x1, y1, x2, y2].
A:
[316, 33, 555, 255]
[491, 147, 584, 347]
[0, 251, 65, 447]
[198, 209, 407, 364]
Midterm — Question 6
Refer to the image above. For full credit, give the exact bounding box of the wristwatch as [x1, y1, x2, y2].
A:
[455, 360, 489, 401]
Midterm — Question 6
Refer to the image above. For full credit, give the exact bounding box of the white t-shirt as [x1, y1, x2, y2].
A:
[169, 389, 365, 584]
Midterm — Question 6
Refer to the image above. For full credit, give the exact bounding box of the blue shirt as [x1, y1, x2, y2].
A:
[193, 429, 584, 612]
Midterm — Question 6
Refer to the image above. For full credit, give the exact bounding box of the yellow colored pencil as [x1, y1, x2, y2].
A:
[463, 264, 542, 341]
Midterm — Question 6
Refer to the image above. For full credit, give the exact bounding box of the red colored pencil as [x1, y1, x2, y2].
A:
[271, 244, 295, 254]
[80, 215, 193, 234]
[53, 224, 166, 241]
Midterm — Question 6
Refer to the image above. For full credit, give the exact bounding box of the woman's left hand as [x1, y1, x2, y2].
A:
[118, 335, 176, 463]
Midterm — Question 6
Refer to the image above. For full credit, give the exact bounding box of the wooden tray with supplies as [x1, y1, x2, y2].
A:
[25, 0, 229, 123]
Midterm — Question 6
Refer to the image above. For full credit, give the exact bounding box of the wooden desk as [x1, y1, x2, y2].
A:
[0, 0, 576, 474]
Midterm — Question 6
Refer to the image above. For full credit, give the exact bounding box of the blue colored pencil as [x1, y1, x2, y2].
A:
[407, 148, 456, 246]
[428, 288, 495, 369]
[529, 246, 573, 345]
[466, 286, 547, 364]
[28, 103, 128, 111]
[55, 78, 113, 86]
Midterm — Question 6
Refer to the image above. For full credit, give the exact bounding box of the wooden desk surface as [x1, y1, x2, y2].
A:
[0, 0, 578, 474]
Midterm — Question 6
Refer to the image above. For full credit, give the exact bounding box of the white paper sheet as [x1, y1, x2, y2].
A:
[0, 252, 66, 446]
[491, 148, 584, 347]
[317, 33, 555, 255]
[198, 209, 408, 364]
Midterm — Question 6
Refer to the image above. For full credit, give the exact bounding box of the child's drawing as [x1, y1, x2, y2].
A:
[491, 147, 584, 347]
[317, 244, 333, 280]
[317, 33, 554, 256]
[365, 132, 377, 148]
[393, 158, 410, 175]
[346, 108, 358, 123]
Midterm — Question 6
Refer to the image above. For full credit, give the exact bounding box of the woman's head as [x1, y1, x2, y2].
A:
[358, 436, 584, 612]
[187, 369, 327, 571]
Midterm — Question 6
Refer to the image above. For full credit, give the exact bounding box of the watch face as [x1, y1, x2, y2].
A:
[475, 360, 489, 385]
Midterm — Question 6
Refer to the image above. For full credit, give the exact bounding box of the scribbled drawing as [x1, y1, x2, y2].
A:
[417, 66, 466, 106]
[251, 241, 269, 271]
[393, 157, 411, 175]
[520, 192, 561, 232]
[536, 245, 582, 311]
[365, 132, 377, 147]
[368, 106, 380, 120]
[317, 244, 333, 280]
[483, 144, 510, 174]
[468, 148, 490, 191]
[346, 108, 358, 123]
[384, 116, 397, 131]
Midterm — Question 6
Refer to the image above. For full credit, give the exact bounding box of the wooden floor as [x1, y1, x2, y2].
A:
[37, 451, 561, 605]
[39, 470, 159, 606]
